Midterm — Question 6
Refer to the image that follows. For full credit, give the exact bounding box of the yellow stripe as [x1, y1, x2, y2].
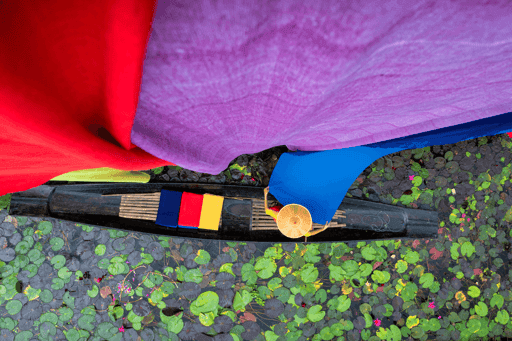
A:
[265, 209, 278, 220]
[198, 194, 224, 230]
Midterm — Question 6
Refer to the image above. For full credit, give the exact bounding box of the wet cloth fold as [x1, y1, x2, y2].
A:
[130, 0, 512, 175]
[0, 0, 174, 197]
[269, 111, 512, 225]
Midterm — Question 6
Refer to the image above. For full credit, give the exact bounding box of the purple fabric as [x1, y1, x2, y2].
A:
[131, 0, 512, 175]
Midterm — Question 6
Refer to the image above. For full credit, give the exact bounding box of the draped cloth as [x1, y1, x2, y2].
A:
[0, 0, 174, 197]
[131, 0, 512, 175]
[270, 111, 512, 225]
[2, 0, 512, 203]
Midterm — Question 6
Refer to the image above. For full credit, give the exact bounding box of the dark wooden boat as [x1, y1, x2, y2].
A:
[8, 182, 439, 243]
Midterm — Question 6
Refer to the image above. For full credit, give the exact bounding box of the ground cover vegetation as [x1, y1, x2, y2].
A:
[1, 135, 512, 340]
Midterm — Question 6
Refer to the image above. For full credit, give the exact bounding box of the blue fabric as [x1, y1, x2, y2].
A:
[269, 111, 512, 225]
[155, 190, 182, 228]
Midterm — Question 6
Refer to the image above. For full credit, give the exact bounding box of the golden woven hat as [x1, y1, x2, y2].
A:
[276, 204, 312, 238]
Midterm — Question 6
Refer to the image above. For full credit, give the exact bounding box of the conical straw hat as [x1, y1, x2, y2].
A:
[276, 204, 312, 238]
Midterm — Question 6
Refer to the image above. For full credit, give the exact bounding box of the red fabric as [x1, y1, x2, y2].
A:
[268, 205, 283, 223]
[0, 0, 175, 197]
[508, 132, 512, 138]
[178, 192, 204, 227]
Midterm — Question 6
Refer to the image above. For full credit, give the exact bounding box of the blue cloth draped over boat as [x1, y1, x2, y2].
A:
[269, 112, 512, 225]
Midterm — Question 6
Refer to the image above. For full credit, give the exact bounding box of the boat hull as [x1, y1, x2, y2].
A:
[8, 183, 439, 243]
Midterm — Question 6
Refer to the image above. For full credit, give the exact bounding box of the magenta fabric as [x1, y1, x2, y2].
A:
[131, 0, 512, 175]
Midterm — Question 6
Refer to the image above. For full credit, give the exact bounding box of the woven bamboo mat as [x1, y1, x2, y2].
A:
[249, 198, 346, 231]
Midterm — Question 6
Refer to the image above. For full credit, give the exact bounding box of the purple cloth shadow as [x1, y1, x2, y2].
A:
[131, 0, 512, 175]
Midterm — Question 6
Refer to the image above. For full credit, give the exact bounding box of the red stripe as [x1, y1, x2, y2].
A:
[178, 192, 204, 227]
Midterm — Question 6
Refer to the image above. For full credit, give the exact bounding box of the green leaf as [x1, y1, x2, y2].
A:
[199, 312, 215, 327]
[495, 310, 510, 325]
[330, 323, 344, 337]
[475, 302, 488, 317]
[465, 319, 480, 334]
[307, 305, 326, 323]
[163, 267, 174, 276]
[114, 306, 124, 319]
[359, 303, 371, 315]
[318, 327, 334, 340]
[404, 251, 419, 264]
[371, 270, 390, 284]
[151, 289, 164, 303]
[0, 194, 11, 211]
[300, 263, 319, 283]
[95, 244, 106, 256]
[336, 295, 351, 313]
[110, 256, 124, 264]
[461, 242, 475, 258]
[142, 277, 155, 288]
[87, 285, 99, 298]
[6, 300, 22, 315]
[49, 237, 64, 251]
[63, 291, 75, 309]
[412, 176, 423, 187]
[97, 258, 110, 269]
[38, 221, 53, 235]
[108, 262, 125, 276]
[141, 253, 154, 264]
[27, 249, 43, 264]
[184, 268, 203, 284]
[40, 289, 53, 303]
[359, 263, 373, 277]
[77, 315, 95, 331]
[58, 267, 72, 280]
[163, 312, 184, 334]
[97, 322, 115, 340]
[161, 281, 175, 295]
[395, 260, 408, 274]
[58, 307, 73, 322]
[328, 264, 344, 282]
[190, 291, 220, 315]
[411, 162, 421, 172]
[406, 315, 420, 329]
[315, 289, 327, 304]
[13, 331, 33, 341]
[361, 246, 376, 261]
[0, 317, 16, 331]
[50, 255, 66, 270]
[490, 294, 504, 309]
[148, 274, 164, 285]
[468, 286, 481, 298]
[152, 167, 164, 175]
[232, 290, 252, 313]
[274, 287, 291, 303]
[419, 273, 434, 289]
[14, 241, 29, 255]
[411, 326, 424, 339]
[388, 325, 402, 340]
[40, 312, 58, 325]
[264, 331, 279, 341]
[194, 250, 211, 265]
[254, 257, 277, 279]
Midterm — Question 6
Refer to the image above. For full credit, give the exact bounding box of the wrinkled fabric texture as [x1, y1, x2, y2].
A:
[0, 0, 174, 197]
[269, 112, 512, 224]
[270, 111, 512, 224]
[131, 0, 512, 175]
